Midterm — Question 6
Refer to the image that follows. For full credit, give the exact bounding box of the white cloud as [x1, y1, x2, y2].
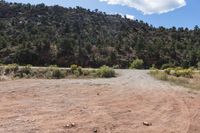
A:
[100, 0, 186, 14]
[110, 12, 135, 20]
[126, 14, 135, 20]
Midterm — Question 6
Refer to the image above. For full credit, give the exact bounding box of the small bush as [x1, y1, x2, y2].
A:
[70, 65, 83, 77]
[157, 72, 168, 81]
[21, 65, 32, 75]
[14, 65, 33, 78]
[83, 70, 90, 76]
[161, 63, 175, 70]
[174, 69, 193, 78]
[97, 65, 115, 78]
[77, 66, 83, 75]
[150, 70, 168, 81]
[150, 64, 156, 70]
[70, 64, 78, 73]
[49, 65, 58, 67]
[130, 59, 144, 69]
[45, 66, 65, 79]
[164, 68, 174, 75]
[45, 70, 53, 79]
[73, 70, 80, 77]
[5, 64, 19, 75]
[149, 69, 159, 74]
[164, 67, 193, 78]
[52, 69, 65, 79]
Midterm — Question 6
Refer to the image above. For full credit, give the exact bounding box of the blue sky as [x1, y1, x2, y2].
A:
[5, 0, 200, 29]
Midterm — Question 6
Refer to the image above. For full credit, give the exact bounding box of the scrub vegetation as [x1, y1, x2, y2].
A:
[0, 64, 116, 79]
[150, 67, 200, 90]
[0, 1, 200, 69]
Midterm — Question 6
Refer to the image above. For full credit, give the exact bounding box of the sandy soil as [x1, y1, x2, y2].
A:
[0, 70, 200, 133]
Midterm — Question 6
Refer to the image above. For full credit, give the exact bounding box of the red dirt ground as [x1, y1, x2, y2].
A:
[0, 70, 200, 133]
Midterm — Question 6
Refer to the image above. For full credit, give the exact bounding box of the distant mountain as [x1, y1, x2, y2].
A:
[0, 1, 200, 68]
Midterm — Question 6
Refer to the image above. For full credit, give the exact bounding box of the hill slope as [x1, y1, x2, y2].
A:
[0, 1, 200, 68]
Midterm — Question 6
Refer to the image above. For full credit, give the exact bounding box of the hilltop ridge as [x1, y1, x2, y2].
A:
[0, 1, 200, 68]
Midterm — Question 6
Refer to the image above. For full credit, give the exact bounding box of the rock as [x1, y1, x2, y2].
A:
[93, 127, 98, 132]
[127, 110, 131, 112]
[143, 122, 152, 126]
[64, 122, 76, 129]
[71, 122, 76, 127]
[64, 124, 70, 128]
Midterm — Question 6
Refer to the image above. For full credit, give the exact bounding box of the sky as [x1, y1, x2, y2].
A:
[5, 0, 200, 29]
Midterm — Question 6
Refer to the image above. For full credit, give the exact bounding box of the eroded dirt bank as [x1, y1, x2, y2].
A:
[0, 70, 200, 133]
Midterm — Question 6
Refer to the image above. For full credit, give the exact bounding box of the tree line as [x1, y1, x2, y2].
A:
[0, 1, 200, 68]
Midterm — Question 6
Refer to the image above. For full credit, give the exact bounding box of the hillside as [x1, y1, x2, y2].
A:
[0, 1, 200, 68]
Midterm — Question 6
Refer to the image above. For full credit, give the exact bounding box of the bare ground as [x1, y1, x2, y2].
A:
[0, 70, 200, 133]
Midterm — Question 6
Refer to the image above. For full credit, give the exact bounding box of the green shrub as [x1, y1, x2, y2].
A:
[77, 66, 83, 75]
[174, 69, 193, 78]
[164, 68, 174, 75]
[82, 70, 90, 76]
[97, 65, 115, 78]
[52, 69, 65, 79]
[161, 63, 175, 70]
[22, 73, 32, 78]
[150, 64, 156, 70]
[45, 66, 65, 79]
[5, 64, 19, 75]
[44, 70, 53, 79]
[150, 70, 168, 81]
[14, 65, 33, 78]
[73, 70, 80, 77]
[48, 65, 58, 68]
[164, 67, 193, 78]
[70, 65, 83, 76]
[70, 64, 78, 73]
[149, 69, 160, 77]
[157, 72, 168, 81]
[130, 59, 144, 69]
[20, 65, 32, 75]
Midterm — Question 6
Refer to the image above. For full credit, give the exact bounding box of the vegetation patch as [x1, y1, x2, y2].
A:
[130, 59, 144, 69]
[44, 66, 66, 79]
[164, 67, 193, 78]
[150, 68, 200, 90]
[1, 1, 200, 69]
[161, 63, 175, 70]
[4, 64, 19, 75]
[149, 70, 168, 81]
[0, 64, 116, 80]
[97, 65, 116, 78]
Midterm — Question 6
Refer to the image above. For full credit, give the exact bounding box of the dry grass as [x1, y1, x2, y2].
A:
[0, 64, 116, 81]
[150, 70, 200, 90]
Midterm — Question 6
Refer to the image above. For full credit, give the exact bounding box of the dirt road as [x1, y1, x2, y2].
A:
[0, 70, 200, 133]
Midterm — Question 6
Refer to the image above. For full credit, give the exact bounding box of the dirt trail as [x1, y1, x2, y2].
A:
[0, 70, 200, 133]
